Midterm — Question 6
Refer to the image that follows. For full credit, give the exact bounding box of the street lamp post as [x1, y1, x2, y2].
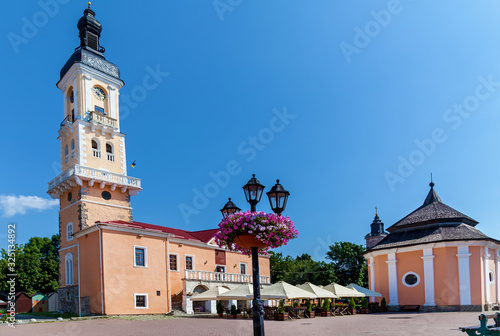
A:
[235, 174, 290, 336]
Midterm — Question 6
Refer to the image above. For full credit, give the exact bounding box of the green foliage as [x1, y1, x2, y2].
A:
[361, 297, 368, 308]
[277, 299, 285, 314]
[270, 252, 338, 285]
[305, 299, 312, 312]
[380, 297, 387, 308]
[348, 298, 356, 309]
[293, 301, 299, 308]
[325, 241, 368, 286]
[216, 300, 223, 314]
[230, 304, 237, 316]
[0, 234, 60, 295]
[322, 298, 331, 311]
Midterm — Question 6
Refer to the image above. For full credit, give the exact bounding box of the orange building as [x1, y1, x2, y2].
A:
[364, 182, 500, 312]
[48, 5, 270, 315]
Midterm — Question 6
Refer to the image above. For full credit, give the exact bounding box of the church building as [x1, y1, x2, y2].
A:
[47, 5, 270, 316]
[364, 182, 500, 312]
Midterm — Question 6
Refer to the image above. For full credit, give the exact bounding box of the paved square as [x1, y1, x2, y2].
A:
[6, 312, 480, 336]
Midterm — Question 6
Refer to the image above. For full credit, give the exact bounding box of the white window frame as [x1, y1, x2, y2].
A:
[216, 265, 226, 273]
[240, 262, 247, 275]
[402, 271, 420, 287]
[134, 293, 148, 309]
[105, 142, 114, 162]
[92, 138, 101, 158]
[67, 222, 73, 241]
[489, 270, 495, 284]
[70, 139, 75, 158]
[134, 246, 147, 268]
[65, 253, 73, 285]
[169, 253, 179, 272]
[185, 255, 194, 271]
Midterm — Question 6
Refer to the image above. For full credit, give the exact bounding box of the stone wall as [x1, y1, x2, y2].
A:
[58, 285, 79, 314]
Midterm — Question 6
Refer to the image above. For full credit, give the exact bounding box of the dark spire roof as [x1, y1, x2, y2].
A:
[59, 5, 122, 82]
[386, 182, 478, 233]
[366, 208, 387, 238]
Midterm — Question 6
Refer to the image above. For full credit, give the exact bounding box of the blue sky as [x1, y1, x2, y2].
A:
[2, 0, 500, 260]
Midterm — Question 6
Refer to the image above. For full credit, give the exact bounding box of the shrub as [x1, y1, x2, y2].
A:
[230, 304, 237, 316]
[216, 301, 223, 314]
[277, 300, 285, 314]
[348, 298, 356, 309]
[381, 297, 387, 308]
[361, 297, 368, 308]
[305, 299, 312, 312]
[322, 298, 331, 311]
[293, 301, 299, 308]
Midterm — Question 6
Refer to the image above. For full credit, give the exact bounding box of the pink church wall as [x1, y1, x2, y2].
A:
[434, 246, 460, 306]
[373, 254, 389, 303]
[396, 250, 425, 306]
[470, 246, 484, 306]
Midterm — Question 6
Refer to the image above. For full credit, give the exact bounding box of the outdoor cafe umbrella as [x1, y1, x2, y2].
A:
[323, 282, 364, 298]
[191, 286, 230, 301]
[217, 284, 254, 300]
[347, 283, 382, 298]
[256, 281, 317, 300]
[297, 282, 338, 299]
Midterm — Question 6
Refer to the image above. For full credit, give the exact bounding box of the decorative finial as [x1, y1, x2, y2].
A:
[276, 179, 280, 183]
[430, 173, 434, 188]
[228, 198, 231, 201]
[88, 2, 91, 8]
[252, 174, 255, 178]
[375, 206, 378, 215]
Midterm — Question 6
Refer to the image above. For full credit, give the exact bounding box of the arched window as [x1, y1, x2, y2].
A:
[67, 222, 73, 241]
[70, 140, 75, 159]
[65, 253, 73, 285]
[92, 139, 101, 158]
[64, 145, 69, 163]
[106, 143, 114, 161]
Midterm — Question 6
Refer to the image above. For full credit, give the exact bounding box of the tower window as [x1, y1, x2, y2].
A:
[70, 90, 74, 103]
[70, 140, 75, 159]
[101, 191, 111, 200]
[87, 32, 98, 50]
[92, 139, 101, 158]
[67, 223, 73, 241]
[106, 143, 114, 162]
[95, 106, 106, 115]
[64, 145, 69, 163]
[65, 253, 74, 285]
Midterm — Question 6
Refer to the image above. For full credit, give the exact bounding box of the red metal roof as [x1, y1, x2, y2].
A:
[98, 220, 218, 243]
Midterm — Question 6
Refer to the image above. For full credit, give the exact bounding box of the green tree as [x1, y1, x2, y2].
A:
[0, 234, 60, 295]
[325, 241, 367, 286]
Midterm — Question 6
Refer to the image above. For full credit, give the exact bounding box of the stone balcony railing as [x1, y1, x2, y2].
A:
[184, 270, 270, 284]
[48, 164, 141, 192]
[89, 111, 117, 128]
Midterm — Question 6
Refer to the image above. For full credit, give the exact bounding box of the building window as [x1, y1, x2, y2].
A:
[70, 140, 75, 158]
[240, 263, 246, 275]
[106, 143, 114, 162]
[67, 192, 72, 202]
[65, 253, 73, 285]
[101, 191, 111, 200]
[169, 254, 178, 271]
[134, 294, 148, 309]
[402, 271, 420, 287]
[95, 106, 106, 115]
[67, 223, 73, 241]
[490, 270, 495, 284]
[216, 265, 225, 273]
[134, 247, 146, 267]
[185, 256, 193, 270]
[64, 145, 69, 163]
[92, 139, 101, 158]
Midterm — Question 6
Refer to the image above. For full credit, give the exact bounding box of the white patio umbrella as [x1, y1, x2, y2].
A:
[323, 282, 364, 298]
[191, 286, 230, 301]
[256, 281, 317, 300]
[347, 284, 382, 298]
[217, 284, 254, 300]
[296, 282, 338, 299]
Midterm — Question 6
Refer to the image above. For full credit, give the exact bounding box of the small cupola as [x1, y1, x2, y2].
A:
[365, 207, 387, 249]
[77, 2, 104, 53]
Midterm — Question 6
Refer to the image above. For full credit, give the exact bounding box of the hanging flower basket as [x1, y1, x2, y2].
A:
[214, 211, 298, 255]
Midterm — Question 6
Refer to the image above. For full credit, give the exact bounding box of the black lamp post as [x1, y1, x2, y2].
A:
[220, 198, 241, 218]
[224, 174, 289, 336]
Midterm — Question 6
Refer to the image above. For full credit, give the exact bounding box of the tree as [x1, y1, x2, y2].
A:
[0, 234, 60, 295]
[325, 241, 367, 286]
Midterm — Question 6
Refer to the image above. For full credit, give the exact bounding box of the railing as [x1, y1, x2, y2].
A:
[185, 270, 270, 284]
[92, 149, 101, 158]
[89, 111, 117, 128]
[48, 164, 141, 191]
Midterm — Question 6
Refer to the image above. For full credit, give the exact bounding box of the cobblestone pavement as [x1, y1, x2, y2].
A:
[5, 312, 480, 336]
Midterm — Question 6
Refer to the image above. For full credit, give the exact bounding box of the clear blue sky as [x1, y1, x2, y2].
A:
[2, 0, 500, 260]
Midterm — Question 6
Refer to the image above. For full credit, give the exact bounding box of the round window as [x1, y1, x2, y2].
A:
[101, 191, 111, 200]
[403, 272, 420, 287]
[67, 192, 72, 202]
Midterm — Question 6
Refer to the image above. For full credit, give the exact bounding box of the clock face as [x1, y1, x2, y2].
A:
[92, 86, 106, 101]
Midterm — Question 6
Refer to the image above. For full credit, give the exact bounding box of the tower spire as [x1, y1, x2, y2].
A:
[77, 2, 103, 53]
